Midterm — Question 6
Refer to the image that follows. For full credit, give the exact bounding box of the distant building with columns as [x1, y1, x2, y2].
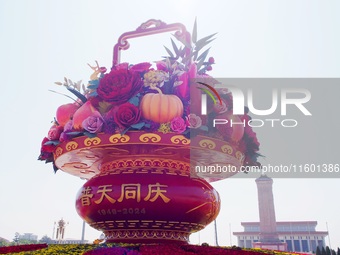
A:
[233, 175, 328, 253]
[233, 221, 328, 252]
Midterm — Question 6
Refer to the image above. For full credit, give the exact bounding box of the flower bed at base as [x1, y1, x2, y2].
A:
[0, 244, 309, 255]
[0, 244, 47, 254]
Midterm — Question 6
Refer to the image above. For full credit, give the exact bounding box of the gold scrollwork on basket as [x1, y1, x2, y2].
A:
[221, 144, 233, 154]
[170, 135, 190, 145]
[84, 137, 101, 146]
[198, 139, 216, 149]
[66, 141, 78, 151]
[109, 134, 130, 144]
[55, 147, 63, 157]
[139, 133, 161, 143]
[236, 151, 245, 163]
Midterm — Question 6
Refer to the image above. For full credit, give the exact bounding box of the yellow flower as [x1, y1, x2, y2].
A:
[158, 123, 171, 134]
[144, 70, 169, 88]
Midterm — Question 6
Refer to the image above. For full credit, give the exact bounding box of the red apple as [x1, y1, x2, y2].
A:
[56, 103, 79, 127]
[216, 111, 244, 142]
[72, 101, 99, 130]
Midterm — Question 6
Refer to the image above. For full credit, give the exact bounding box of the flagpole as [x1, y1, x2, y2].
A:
[214, 219, 219, 246]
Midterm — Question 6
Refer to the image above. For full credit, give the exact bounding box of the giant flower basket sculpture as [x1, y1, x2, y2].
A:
[39, 19, 260, 244]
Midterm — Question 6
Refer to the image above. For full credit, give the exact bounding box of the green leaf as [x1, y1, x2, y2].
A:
[131, 122, 146, 130]
[172, 33, 191, 48]
[89, 79, 99, 86]
[87, 85, 98, 90]
[53, 163, 59, 173]
[196, 57, 205, 71]
[128, 94, 140, 106]
[192, 18, 197, 43]
[89, 91, 98, 97]
[195, 38, 216, 54]
[197, 47, 211, 62]
[66, 87, 87, 103]
[44, 140, 60, 146]
[164, 46, 174, 58]
[121, 127, 131, 136]
[193, 50, 199, 61]
[171, 38, 180, 57]
[195, 33, 217, 51]
[66, 131, 84, 137]
[199, 125, 209, 132]
[84, 131, 97, 138]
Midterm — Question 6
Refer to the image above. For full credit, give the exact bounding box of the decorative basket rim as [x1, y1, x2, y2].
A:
[54, 131, 244, 181]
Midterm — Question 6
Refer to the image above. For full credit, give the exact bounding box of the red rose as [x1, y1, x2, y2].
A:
[97, 68, 143, 104]
[40, 137, 56, 153]
[114, 103, 141, 128]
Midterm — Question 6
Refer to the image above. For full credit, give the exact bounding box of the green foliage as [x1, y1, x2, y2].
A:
[38, 235, 53, 244]
[327, 246, 332, 255]
[13, 232, 20, 243]
[322, 246, 327, 255]
[164, 19, 216, 74]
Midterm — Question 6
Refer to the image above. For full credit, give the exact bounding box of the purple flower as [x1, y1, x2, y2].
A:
[63, 120, 73, 132]
[82, 112, 104, 133]
[144, 119, 160, 132]
[102, 115, 117, 134]
[170, 117, 187, 133]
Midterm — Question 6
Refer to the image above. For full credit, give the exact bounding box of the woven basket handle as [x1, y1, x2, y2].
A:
[113, 19, 190, 66]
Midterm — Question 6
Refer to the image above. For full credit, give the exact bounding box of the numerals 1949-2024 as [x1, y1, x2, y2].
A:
[97, 208, 146, 216]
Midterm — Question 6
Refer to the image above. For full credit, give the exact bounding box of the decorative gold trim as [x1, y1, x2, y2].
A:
[221, 144, 233, 154]
[139, 133, 161, 143]
[65, 141, 78, 151]
[236, 151, 245, 163]
[90, 219, 204, 232]
[55, 147, 63, 157]
[104, 229, 190, 242]
[170, 135, 190, 145]
[198, 139, 216, 149]
[84, 137, 101, 146]
[99, 159, 190, 175]
[109, 134, 130, 143]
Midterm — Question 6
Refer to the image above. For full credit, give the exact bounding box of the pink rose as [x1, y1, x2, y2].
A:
[48, 125, 63, 140]
[82, 112, 104, 133]
[186, 114, 202, 129]
[170, 117, 187, 133]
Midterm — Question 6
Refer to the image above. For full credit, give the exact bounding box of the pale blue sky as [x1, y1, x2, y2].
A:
[0, 0, 339, 247]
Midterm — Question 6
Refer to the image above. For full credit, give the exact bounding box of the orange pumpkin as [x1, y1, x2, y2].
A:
[140, 93, 184, 123]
